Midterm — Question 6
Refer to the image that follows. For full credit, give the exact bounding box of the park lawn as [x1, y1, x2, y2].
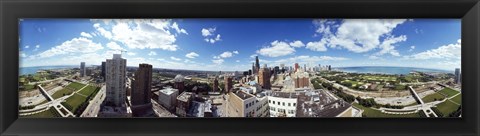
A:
[23, 84, 35, 90]
[434, 100, 460, 117]
[22, 108, 61, 118]
[422, 93, 445, 103]
[438, 87, 459, 98]
[394, 84, 406, 90]
[352, 103, 420, 118]
[66, 82, 87, 90]
[51, 88, 74, 99]
[78, 85, 100, 97]
[451, 95, 462, 105]
[62, 93, 88, 112]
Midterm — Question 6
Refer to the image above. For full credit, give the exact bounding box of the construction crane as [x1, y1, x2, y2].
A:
[111, 49, 127, 55]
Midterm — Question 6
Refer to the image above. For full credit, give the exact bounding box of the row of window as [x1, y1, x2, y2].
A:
[269, 107, 295, 115]
[268, 100, 296, 107]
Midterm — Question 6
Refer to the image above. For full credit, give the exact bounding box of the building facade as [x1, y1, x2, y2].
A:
[105, 54, 127, 107]
[131, 63, 153, 106]
[80, 62, 86, 77]
[258, 64, 271, 89]
[158, 88, 179, 111]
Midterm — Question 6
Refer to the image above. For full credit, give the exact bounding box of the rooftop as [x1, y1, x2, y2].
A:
[159, 87, 179, 95]
[232, 90, 254, 100]
[296, 90, 352, 117]
[177, 91, 193, 102]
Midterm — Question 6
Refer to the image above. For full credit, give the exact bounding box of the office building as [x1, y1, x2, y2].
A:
[101, 61, 106, 80]
[455, 68, 461, 84]
[157, 87, 179, 111]
[259, 64, 271, 89]
[131, 64, 153, 106]
[224, 75, 233, 93]
[213, 76, 219, 92]
[80, 62, 86, 77]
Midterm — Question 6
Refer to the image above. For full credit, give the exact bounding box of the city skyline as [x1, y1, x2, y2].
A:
[19, 19, 461, 71]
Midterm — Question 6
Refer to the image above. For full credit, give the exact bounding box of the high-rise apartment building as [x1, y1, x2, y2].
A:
[80, 62, 86, 77]
[131, 63, 152, 106]
[259, 64, 271, 89]
[455, 68, 461, 84]
[105, 54, 127, 107]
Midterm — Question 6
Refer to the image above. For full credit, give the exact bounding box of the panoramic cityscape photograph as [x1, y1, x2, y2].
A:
[18, 19, 462, 118]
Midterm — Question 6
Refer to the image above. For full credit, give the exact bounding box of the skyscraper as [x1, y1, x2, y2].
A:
[304, 64, 307, 72]
[213, 76, 219, 92]
[255, 56, 260, 74]
[259, 64, 271, 89]
[224, 75, 233, 93]
[80, 62, 86, 77]
[101, 61, 106, 80]
[455, 68, 461, 84]
[294, 63, 299, 72]
[105, 54, 127, 107]
[131, 63, 152, 106]
[252, 63, 256, 75]
[174, 75, 185, 94]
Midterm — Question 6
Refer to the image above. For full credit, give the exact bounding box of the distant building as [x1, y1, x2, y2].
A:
[455, 68, 461, 84]
[157, 87, 179, 111]
[213, 76, 219, 92]
[80, 62, 86, 77]
[173, 75, 185, 93]
[101, 61, 106, 80]
[176, 92, 194, 117]
[255, 56, 260, 74]
[224, 75, 233, 93]
[292, 69, 309, 88]
[259, 64, 271, 89]
[294, 63, 299, 72]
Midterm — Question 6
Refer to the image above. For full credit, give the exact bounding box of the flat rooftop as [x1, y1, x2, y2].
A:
[177, 92, 193, 102]
[159, 87, 178, 95]
[233, 90, 254, 100]
[296, 89, 352, 117]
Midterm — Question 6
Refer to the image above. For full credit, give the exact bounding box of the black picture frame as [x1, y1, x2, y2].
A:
[1, 0, 479, 136]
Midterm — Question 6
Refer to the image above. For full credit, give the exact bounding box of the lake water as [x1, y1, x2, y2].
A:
[335, 66, 453, 75]
[20, 65, 77, 76]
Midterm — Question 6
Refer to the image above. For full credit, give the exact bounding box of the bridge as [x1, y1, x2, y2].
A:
[37, 85, 54, 101]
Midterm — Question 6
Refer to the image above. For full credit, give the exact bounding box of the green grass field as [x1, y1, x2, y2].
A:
[21, 108, 61, 118]
[434, 100, 460, 117]
[67, 82, 87, 90]
[422, 93, 445, 103]
[78, 85, 99, 97]
[352, 103, 420, 117]
[451, 95, 462, 104]
[361, 75, 397, 82]
[62, 93, 88, 112]
[51, 88, 74, 99]
[438, 87, 459, 98]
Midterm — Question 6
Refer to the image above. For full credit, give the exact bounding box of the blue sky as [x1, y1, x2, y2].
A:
[19, 19, 461, 71]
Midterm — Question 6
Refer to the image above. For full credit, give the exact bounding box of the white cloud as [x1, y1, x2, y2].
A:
[80, 32, 93, 38]
[92, 19, 185, 51]
[250, 54, 257, 58]
[106, 42, 124, 50]
[33, 45, 40, 51]
[311, 19, 407, 55]
[408, 46, 415, 52]
[289, 40, 305, 48]
[233, 51, 239, 54]
[404, 39, 461, 60]
[219, 51, 233, 58]
[256, 40, 296, 57]
[202, 27, 221, 44]
[202, 27, 216, 37]
[148, 51, 157, 56]
[236, 60, 240, 63]
[274, 55, 349, 64]
[25, 45, 30, 49]
[34, 37, 103, 58]
[171, 22, 188, 35]
[306, 40, 328, 51]
[127, 52, 136, 56]
[212, 59, 224, 65]
[185, 52, 199, 59]
[19, 52, 27, 58]
[170, 56, 182, 61]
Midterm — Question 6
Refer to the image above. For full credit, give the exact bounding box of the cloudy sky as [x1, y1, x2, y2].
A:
[19, 19, 461, 71]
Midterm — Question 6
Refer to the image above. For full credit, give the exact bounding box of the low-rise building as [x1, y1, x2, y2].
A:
[176, 91, 194, 117]
[158, 88, 179, 111]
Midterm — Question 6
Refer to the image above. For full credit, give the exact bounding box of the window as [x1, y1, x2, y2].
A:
[277, 102, 280, 105]
[273, 101, 275, 104]
[288, 103, 291, 106]
[293, 103, 296, 106]
[269, 100, 271, 103]
[282, 102, 285, 106]
[246, 104, 248, 108]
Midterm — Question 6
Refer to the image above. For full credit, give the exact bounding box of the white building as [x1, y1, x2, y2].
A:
[105, 54, 127, 107]
[158, 88, 179, 111]
[265, 91, 298, 117]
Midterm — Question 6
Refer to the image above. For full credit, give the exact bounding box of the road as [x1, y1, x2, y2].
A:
[80, 85, 106, 117]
